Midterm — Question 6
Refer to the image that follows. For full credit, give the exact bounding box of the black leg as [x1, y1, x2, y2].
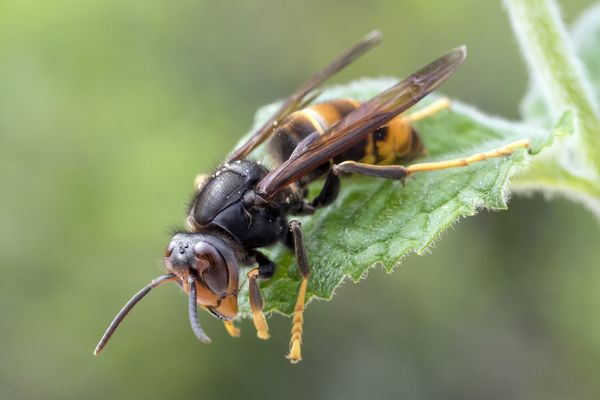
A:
[290, 168, 340, 216]
[293, 201, 317, 215]
[253, 250, 276, 279]
[286, 220, 311, 363]
[333, 161, 408, 179]
[311, 169, 341, 208]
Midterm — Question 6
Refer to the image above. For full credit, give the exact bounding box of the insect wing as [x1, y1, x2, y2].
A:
[255, 46, 467, 199]
[226, 31, 383, 162]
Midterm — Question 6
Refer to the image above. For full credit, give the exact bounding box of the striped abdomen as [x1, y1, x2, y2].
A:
[268, 99, 425, 173]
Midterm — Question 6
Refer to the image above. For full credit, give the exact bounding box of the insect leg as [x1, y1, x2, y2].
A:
[404, 98, 451, 123]
[333, 139, 530, 179]
[311, 168, 341, 208]
[286, 220, 311, 364]
[247, 269, 270, 339]
[247, 251, 276, 340]
[223, 320, 241, 338]
[291, 167, 341, 215]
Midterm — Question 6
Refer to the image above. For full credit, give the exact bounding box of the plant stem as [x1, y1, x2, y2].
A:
[504, 0, 600, 176]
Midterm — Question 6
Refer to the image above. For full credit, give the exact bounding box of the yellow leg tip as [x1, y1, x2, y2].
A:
[439, 97, 451, 108]
[252, 311, 270, 340]
[286, 341, 302, 363]
[257, 330, 271, 340]
[224, 321, 241, 338]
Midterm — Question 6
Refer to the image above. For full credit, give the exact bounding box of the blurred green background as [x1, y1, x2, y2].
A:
[1, 0, 600, 399]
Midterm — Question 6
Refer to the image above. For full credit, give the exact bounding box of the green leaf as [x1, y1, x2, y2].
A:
[234, 78, 550, 317]
[510, 109, 600, 215]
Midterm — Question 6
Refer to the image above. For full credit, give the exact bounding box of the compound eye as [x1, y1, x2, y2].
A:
[193, 241, 229, 296]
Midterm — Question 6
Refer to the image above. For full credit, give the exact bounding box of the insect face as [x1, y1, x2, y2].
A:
[165, 233, 240, 317]
[165, 235, 229, 295]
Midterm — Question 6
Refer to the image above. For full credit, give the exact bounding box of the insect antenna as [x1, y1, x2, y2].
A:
[187, 277, 212, 344]
[93, 273, 177, 356]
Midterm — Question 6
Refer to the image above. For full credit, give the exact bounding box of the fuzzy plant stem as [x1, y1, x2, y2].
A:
[505, 0, 600, 177]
